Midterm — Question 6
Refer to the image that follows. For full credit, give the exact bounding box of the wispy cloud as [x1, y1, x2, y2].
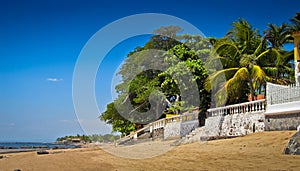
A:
[0, 123, 15, 127]
[59, 119, 78, 124]
[47, 78, 63, 82]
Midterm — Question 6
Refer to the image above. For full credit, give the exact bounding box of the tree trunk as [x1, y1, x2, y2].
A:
[249, 78, 255, 101]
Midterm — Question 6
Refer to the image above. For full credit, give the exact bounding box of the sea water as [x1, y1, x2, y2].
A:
[0, 142, 78, 153]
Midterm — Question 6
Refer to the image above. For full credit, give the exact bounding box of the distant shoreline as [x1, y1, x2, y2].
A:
[0, 148, 40, 154]
[0, 142, 81, 154]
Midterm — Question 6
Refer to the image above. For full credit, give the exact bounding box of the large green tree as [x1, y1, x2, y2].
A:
[100, 27, 211, 134]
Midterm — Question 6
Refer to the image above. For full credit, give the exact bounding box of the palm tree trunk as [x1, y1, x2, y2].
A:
[249, 78, 255, 101]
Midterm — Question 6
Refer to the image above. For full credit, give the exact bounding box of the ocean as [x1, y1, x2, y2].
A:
[0, 142, 79, 154]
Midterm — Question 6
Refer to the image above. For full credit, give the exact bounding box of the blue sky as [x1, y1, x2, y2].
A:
[0, 0, 298, 142]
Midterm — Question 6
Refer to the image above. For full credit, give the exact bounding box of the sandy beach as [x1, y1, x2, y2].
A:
[1, 131, 300, 171]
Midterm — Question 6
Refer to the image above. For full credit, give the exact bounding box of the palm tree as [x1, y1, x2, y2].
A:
[261, 50, 294, 85]
[263, 23, 294, 85]
[290, 12, 300, 32]
[206, 19, 271, 105]
[263, 23, 292, 49]
[207, 19, 294, 106]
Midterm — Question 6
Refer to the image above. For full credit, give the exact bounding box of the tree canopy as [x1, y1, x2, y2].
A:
[100, 13, 299, 135]
[100, 26, 211, 135]
[206, 18, 294, 105]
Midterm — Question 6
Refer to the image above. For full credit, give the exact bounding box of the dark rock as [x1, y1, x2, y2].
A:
[284, 131, 300, 155]
[37, 150, 49, 155]
[0, 155, 3, 159]
[296, 148, 300, 155]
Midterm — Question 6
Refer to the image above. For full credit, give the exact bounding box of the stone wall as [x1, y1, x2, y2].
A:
[220, 113, 265, 136]
[265, 112, 300, 131]
[180, 120, 198, 137]
[163, 120, 199, 139]
[203, 112, 265, 138]
[152, 128, 164, 139]
[203, 116, 223, 137]
[164, 122, 181, 139]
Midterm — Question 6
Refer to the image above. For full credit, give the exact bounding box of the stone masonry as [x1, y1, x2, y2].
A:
[265, 112, 300, 131]
[164, 120, 198, 139]
[220, 113, 265, 136]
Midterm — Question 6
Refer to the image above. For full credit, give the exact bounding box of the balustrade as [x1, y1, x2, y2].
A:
[267, 82, 300, 105]
[207, 99, 266, 117]
[116, 112, 199, 144]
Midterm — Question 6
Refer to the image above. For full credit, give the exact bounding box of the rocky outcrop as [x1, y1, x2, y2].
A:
[284, 131, 300, 155]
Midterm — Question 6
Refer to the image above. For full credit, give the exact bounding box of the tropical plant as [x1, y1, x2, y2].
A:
[206, 19, 271, 105]
[263, 23, 294, 85]
[263, 23, 292, 49]
[290, 12, 300, 32]
[100, 27, 211, 134]
[207, 19, 295, 105]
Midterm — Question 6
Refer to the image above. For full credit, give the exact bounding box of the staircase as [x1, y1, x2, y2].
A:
[172, 127, 205, 146]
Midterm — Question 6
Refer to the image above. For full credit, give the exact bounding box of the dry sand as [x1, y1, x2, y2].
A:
[0, 131, 300, 171]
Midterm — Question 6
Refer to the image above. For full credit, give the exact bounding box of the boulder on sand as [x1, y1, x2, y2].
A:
[37, 150, 49, 155]
[284, 131, 300, 155]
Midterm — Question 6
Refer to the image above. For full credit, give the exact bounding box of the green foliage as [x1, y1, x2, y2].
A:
[56, 134, 92, 143]
[101, 13, 299, 134]
[290, 12, 300, 32]
[207, 18, 294, 105]
[159, 43, 210, 112]
[100, 102, 135, 135]
[89, 134, 120, 143]
[100, 26, 211, 134]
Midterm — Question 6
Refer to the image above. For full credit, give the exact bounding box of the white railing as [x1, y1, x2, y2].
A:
[267, 82, 300, 105]
[116, 112, 198, 144]
[207, 99, 266, 117]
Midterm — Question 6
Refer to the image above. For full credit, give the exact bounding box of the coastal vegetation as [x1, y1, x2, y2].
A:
[56, 134, 120, 143]
[56, 134, 92, 143]
[100, 13, 300, 135]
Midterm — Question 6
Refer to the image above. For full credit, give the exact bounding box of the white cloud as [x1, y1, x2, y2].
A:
[47, 78, 63, 82]
[59, 119, 78, 124]
[0, 123, 15, 127]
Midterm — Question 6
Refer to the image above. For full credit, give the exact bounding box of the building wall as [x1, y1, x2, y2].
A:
[265, 112, 300, 131]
